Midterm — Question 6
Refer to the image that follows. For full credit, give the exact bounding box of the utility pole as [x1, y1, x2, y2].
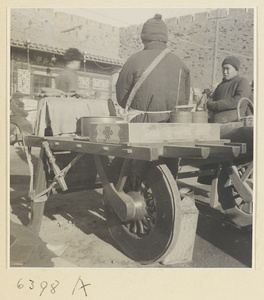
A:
[209, 9, 227, 88]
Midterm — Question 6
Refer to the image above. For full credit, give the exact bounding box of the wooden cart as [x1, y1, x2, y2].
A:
[21, 119, 253, 265]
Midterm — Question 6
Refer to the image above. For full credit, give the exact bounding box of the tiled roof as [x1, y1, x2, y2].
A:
[10, 8, 124, 66]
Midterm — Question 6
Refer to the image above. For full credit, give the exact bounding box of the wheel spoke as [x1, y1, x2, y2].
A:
[146, 211, 156, 222]
[141, 216, 149, 227]
[131, 221, 137, 234]
[126, 222, 131, 231]
[218, 161, 253, 227]
[138, 220, 144, 235]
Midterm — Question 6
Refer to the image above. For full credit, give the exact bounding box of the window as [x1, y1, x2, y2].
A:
[33, 74, 52, 94]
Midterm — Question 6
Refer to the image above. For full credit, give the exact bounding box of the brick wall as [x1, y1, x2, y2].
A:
[11, 8, 254, 96]
[51, 9, 121, 59]
[11, 8, 120, 60]
[119, 8, 254, 90]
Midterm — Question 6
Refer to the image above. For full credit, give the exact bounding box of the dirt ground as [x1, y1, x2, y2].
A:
[9, 145, 253, 268]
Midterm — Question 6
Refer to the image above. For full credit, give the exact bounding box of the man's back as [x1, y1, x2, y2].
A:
[55, 68, 78, 93]
[116, 42, 190, 122]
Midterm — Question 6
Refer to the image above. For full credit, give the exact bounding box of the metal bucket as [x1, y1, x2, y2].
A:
[80, 116, 124, 137]
[170, 111, 192, 123]
[192, 111, 208, 123]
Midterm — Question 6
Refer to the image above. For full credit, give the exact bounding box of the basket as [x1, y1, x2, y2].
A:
[237, 97, 254, 127]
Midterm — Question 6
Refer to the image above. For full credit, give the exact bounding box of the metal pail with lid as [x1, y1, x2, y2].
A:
[170, 111, 192, 123]
[192, 111, 208, 123]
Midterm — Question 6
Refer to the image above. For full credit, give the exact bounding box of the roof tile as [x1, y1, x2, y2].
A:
[11, 8, 124, 66]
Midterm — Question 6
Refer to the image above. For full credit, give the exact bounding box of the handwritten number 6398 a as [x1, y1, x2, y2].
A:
[17, 278, 60, 296]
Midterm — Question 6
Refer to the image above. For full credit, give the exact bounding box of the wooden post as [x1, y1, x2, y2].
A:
[210, 164, 221, 208]
[27, 147, 48, 234]
[210, 177, 219, 208]
[161, 190, 199, 265]
[209, 9, 227, 88]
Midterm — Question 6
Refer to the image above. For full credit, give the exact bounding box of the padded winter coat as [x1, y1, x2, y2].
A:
[55, 68, 79, 93]
[116, 41, 190, 122]
[207, 74, 251, 124]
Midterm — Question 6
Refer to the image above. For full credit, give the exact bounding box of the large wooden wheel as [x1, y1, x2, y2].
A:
[218, 160, 253, 227]
[104, 158, 181, 264]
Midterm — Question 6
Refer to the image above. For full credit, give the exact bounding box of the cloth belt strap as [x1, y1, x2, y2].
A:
[129, 109, 172, 114]
[126, 108, 171, 122]
[124, 48, 170, 116]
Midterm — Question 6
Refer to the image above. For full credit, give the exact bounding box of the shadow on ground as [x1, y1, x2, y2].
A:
[10, 221, 55, 268]
[10, 177, 252, 268]
[195, 200, 252, 267]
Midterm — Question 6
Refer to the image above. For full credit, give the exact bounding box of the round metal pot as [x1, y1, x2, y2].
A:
[80, 116, 125, 137]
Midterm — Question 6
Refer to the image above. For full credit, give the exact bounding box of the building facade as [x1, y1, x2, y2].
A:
[10, 8, 254, 101]
[10, 8, 123, 100]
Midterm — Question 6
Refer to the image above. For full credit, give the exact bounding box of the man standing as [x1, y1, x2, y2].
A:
[116, 14, 190, 123]
[10, 91, 33, 144]
[206, 56, 251, 123]
[198, 56, 253, 185]
[10, 92, 33, 134]
[55, 48, 83, 93]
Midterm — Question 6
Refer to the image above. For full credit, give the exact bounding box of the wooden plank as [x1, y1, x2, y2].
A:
[181, 157, 235, 168]
[224, 142, 247, 154]
[89, 123, 221, 144]
[47, 139, 162, 161]
[196, 139, 230, 145]
[177, 170, 200, 179]
[24, 135, 45, 147]
[24, 135, 73, 147]
[163, 145, 210, 159]
[195, 144, 241, 158]
[210, 145, 241, 157]
[128, 140, 196, 147]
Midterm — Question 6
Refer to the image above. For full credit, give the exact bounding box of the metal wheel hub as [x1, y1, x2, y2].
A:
[127, 191, 147, 221]
[103, 158, 181, 263]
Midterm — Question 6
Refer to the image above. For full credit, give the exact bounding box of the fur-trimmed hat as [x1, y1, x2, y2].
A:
[64, 48, 83, 61]
[222, 56, 240, 71]
[141, 14, 168, 43]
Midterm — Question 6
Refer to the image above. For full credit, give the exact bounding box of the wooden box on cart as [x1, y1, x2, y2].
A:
[89, 122, 221, 144]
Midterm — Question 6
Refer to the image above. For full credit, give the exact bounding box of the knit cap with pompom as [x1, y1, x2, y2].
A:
[141, 14, 168, 43]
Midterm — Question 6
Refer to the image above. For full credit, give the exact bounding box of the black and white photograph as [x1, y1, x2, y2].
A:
[8, 6, 255, 271]
[2, 0, 264, 298]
